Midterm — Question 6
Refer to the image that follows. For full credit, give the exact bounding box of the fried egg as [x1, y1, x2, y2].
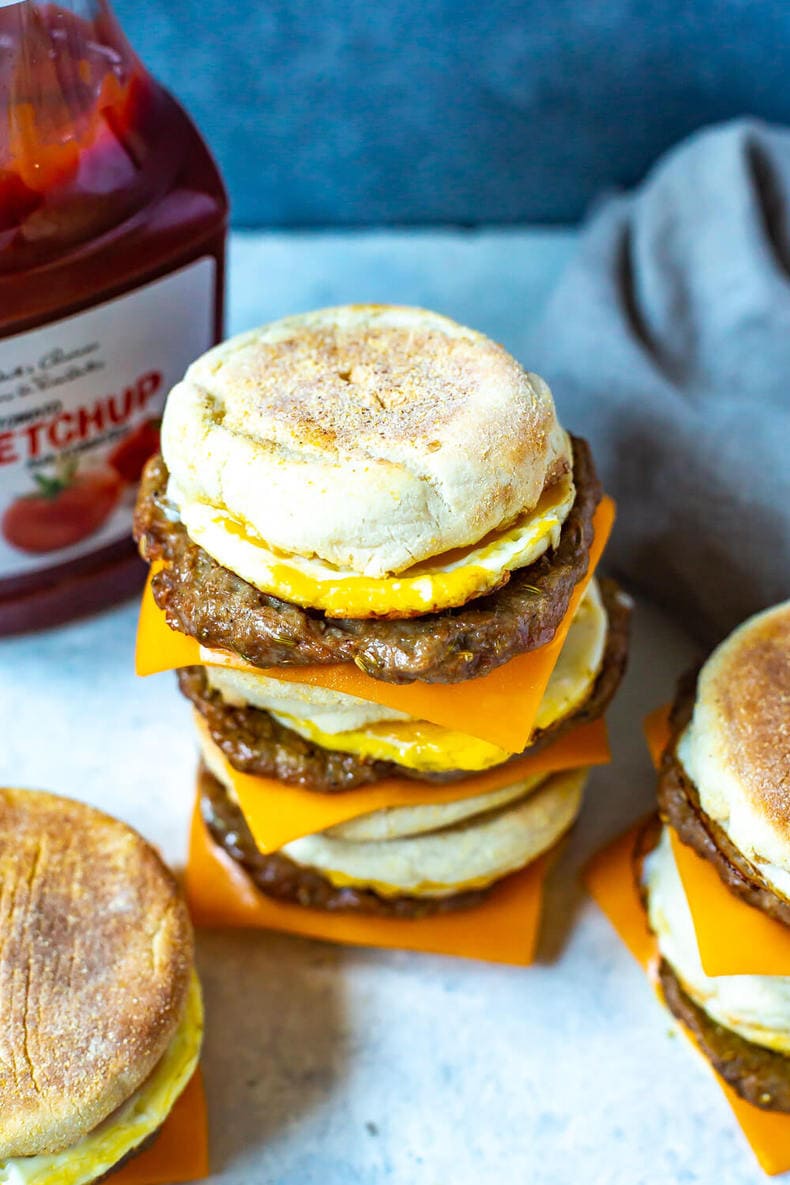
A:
[205, 666, 408, 733]
[206, 579, 607, 772]
[173, 466, 575, 618]
[644, 828, 790, 1054]
[269, 713, 510, 773]
[0, 975, 203, 1185]
[281, 768, 586, 897]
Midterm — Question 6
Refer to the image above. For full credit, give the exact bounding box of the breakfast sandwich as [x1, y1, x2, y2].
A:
[0, 788, 202, 1184]
[134, 304, 629, 919]
[640, 600, 790, 1111]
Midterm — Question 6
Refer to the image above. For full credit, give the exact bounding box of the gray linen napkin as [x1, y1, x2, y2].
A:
[528, 119, 790, 644]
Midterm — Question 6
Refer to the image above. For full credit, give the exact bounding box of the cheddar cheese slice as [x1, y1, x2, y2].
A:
[112, 1069, 208, 1185]
[584, 821, 655, 968]
[187, 799, 549, 965]
[643, 707, 790, 976]
[723, 1087, 790, 1177]
[643, 704, 672, 769]
[197, 712, 610, 851]
[136, 498, 615, 753]
[669, 829, 790, 978]
[584, 825, 790, 1175]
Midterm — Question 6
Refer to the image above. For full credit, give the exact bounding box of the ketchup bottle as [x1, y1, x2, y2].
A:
[0, 0, 227, 635]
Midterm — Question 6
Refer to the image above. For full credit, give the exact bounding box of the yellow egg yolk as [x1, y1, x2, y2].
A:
[177, 470, 575, 618]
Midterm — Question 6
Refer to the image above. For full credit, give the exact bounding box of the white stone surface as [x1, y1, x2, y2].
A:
[0, 230, 767, 1184]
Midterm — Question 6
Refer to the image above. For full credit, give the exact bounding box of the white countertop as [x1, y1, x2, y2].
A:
[0, 230, 767, 1185]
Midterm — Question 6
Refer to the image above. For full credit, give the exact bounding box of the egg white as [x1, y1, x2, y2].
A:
[205, 665, 408, 733]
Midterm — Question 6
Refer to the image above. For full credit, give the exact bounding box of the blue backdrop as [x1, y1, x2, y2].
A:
[115, 0, 790, 227]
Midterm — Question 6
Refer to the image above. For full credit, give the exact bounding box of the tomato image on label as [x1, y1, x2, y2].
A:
[2, 462, 123, 554]
[107, 417, 161, 484]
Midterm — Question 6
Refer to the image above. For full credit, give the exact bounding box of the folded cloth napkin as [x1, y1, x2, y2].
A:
[528, 118, 790, 644]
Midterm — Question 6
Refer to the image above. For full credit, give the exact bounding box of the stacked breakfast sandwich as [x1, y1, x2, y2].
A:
[641, 601, 790, 1111]
[0, 788, 203, 1185]
[134, 305, 630, 922]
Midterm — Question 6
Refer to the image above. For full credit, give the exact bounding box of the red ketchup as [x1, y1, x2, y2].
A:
[0, 0, 227, 634]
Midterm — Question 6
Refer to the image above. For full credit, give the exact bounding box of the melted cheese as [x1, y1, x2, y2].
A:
[175, 469, 575, 618]
[532, 578, 606, 731]
[0, 976, 203, 1185]
[270, 712, 508, 772]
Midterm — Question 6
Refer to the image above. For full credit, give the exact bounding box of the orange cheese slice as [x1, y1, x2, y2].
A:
[669, 829, 790, 978]
[643, 708, 790, 976]
[112, 1068, 209, 1184]
[584, 821, 655, 968]
[724, 1089, 790, 1178]
[136, 498, 615, 753]
[197, 712, 610, 851]
[643, 704, 672, 769]
[584, 826, 790, 1176]
[187, 798, 549, 965]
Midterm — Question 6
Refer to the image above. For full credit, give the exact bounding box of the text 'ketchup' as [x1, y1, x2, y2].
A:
[0, 0, 227, 634]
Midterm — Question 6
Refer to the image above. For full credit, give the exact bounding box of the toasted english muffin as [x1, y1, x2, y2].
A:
[160, 304, 573, 617]
[677, 600, 790, 899]
[0, 788, 198, 1172]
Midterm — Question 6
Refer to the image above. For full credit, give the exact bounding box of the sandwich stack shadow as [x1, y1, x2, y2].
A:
[134, 305, 631, 957]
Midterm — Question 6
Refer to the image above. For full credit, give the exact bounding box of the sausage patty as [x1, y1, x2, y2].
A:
[657, 672, 790, 927]
[180, 578, 631, 793]
[659, 958, 790, 1112]
[134, 436, 601, 684]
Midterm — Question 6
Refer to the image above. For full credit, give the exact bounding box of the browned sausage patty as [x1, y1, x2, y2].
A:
[657, 672, 790, 927]
[180, 578, 630, 793]
[658, 959, 790, 1112]
[134, 436, 601, 684]
[199, 764, 490, 918]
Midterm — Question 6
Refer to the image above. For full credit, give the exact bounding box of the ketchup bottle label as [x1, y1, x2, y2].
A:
[0, 256, 215, 577]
